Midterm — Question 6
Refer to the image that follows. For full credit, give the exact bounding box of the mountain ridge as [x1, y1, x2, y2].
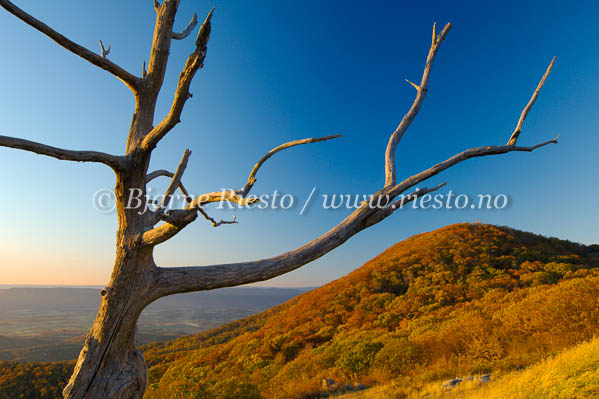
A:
[140, 223, 599, 398]
[2, 223, 598, 399]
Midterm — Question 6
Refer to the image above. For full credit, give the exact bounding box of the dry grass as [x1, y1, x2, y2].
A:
[342, 337, 599, 399]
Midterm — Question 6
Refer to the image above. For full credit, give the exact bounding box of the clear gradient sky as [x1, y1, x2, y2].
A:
[1, 0, 597, 286]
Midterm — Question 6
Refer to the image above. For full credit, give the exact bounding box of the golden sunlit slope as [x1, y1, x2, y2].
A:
[351, 336, 599, 399]
[460, 336, 599, 399]
[139, 223, 599, 399]
[2, 223, 598, 399]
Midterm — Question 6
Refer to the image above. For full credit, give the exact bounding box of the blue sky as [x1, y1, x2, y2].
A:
[1, 0, 597, 286]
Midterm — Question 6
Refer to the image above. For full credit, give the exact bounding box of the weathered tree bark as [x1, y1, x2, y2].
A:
[0, 1, 559, 398]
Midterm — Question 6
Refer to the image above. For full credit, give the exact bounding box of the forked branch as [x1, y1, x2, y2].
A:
[98, 40, 110, 59]
[384, 22, 452, 187]
[152, 133, 557, 296]
[151, 183, 450, 296]
[385, 137, 558, 199]
[181, 135, 341, 208]
[143, 0, 186, 110]
[0, 0, 140, 92]
[188, 135, 343, 209]
[141, 134, 341, 245]
[151, 23, 558, 297]
[142, 8, 215, 150]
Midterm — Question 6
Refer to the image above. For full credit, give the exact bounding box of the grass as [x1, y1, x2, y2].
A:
[341, 337, 599, 399]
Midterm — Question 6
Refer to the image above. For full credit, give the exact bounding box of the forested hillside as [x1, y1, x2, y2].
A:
[0, 361, 74, 399]
[141, 223, 599, 398]
[2, 223, 598, 399]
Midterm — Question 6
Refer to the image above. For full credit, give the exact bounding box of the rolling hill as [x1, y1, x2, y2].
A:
[141, 223, 599, 398]
[1, 223, 598, 399]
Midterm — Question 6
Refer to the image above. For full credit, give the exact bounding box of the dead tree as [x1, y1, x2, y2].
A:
[0, 1, 558, 398]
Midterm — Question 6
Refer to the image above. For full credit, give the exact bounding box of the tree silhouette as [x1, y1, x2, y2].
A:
[0, 1, 557, 397]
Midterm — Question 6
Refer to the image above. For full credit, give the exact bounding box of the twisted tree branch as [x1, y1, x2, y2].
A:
[141, 134, 341, 244]
[0, 0, 140, 92]
[197, 208, 237, 227]
[0, 135, 124, 169]
[171, 12, 197, 40]
[151, 24, 558, 297]
[187, 134, 343, 209]
[152, 184, 449, 295]
[239, 134, 342, 197]
[153, 134, 557, 295]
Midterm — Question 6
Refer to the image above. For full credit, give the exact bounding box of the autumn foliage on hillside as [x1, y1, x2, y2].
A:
[1, 223, 598, 399]
[0, 361, 74, 399]
[139, 223, 599, 398]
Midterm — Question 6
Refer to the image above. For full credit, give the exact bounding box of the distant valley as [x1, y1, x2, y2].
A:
[0, 286, 309, 362]
[2, 223, 599, 398]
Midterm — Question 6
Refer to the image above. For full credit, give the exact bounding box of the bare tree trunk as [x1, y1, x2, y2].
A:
[0, 1, 558, 398]
[64, 286, 149, 399]
[63, 162, 159, 398]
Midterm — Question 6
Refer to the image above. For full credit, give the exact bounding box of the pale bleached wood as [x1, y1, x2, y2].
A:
[0, 0, 140, 92]
[150, 21, 557, 298]
[0, 1, 559, 397]
[98, 40, 110, 59]
[146, 169, 174, 183]
[171, 12, 197, 40]
[141, 134, 341, 244]
[384, 22, 451, 187]
[145, 0, 181, 90]
[159, 149, 191, 209]
[152, 135, 557, 297]
[189, 190, 259, 207]
[239, 134, 342, 196]
[141, 191, 248, 246]
[146, 169, 191, 198]
[145, 17, 555, 298]
[386, 137, 558, 199]
[124, 0, 187, 151]
[189, 135, 342, 207]
[507, 57, 556, 145]
[152, 182, 447, 296]
[142, 8, 214, 150]
[0, 135, 123, 169]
